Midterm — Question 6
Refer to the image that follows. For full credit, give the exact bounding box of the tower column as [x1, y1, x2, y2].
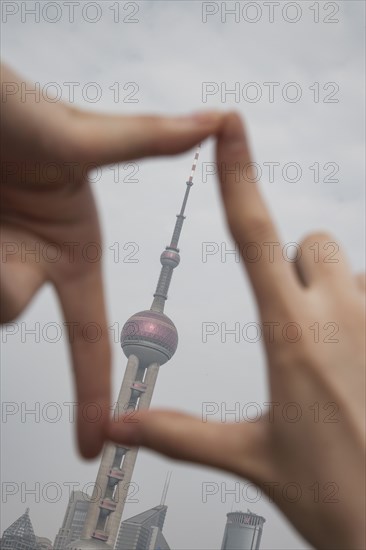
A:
[81, 355, 139, 540]
[106, 362, 160, 546]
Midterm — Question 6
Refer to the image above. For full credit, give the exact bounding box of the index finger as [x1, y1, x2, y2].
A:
[216, 113, 299, 311]
[55, 266, 111, 459]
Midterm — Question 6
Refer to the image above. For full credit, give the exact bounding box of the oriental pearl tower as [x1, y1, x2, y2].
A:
[69, 146, 201, 550]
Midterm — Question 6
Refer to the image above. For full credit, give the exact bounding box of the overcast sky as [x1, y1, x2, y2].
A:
[1, 1, 365, 549]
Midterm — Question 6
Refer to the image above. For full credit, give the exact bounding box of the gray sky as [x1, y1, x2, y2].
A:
[1, 1, 365, 549]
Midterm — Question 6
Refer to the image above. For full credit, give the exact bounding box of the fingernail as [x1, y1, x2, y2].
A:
[222, 113, 247, 151]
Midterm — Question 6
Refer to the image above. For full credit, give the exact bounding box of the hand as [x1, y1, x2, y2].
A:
[108, 114, 366, 550]
[0, 64, 224, 459]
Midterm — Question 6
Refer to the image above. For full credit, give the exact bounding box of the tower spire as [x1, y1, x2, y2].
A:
[151, 145, 201, 313]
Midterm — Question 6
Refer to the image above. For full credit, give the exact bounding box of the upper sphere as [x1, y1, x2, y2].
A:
[120, 310, 178, 365]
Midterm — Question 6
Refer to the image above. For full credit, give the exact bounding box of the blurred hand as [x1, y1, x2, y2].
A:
[108, 114, 366, 550]
[0, 64, 224, 459]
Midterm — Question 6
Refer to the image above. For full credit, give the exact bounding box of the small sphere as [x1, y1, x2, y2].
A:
[121, 310, 178, 365]
[160, 249, 180, 268]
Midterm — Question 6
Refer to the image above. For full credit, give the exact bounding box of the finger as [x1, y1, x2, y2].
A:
[0, 226, 47, 323]
[76, 111, 224, 165]
[295, 233, 354, 288]
[55, 266, 111, 459]
[107, 409, 269, 483]
[0, 260, 45, 323]
[216, 113, 299, 310]
[355, 273, 366, 292]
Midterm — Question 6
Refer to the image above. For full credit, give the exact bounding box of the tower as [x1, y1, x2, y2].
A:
[68, 147, 201, 549]
[220, 510, 266, 550]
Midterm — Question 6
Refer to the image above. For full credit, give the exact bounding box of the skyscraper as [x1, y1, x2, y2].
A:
[68, 147, 201, 549]
[114, 505, 169, 550]
[1, 508, 37, 550]
[54, 492, 90, 549]
[114, 472, 172, 550]
[220, 511, 266, 550]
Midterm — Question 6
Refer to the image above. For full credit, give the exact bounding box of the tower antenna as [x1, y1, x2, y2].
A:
[151, 144, 201, 313]
[160, 471, 172, 506]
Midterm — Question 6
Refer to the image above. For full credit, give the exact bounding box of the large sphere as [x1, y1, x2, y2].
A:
[120, 310, 178, 365]
[160, 249, 180, 268]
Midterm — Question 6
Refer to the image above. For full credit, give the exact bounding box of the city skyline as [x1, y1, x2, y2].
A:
[1, 501, 266, 550]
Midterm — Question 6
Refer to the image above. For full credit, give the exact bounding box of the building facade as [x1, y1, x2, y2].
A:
[54, 492, 90, 550]
[0, 508, 52, 550]
[115, 505, 170, 550]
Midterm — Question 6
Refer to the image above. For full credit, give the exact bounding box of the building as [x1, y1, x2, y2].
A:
[115, 471, 172, 550]
[220, 511, 266, 550]
[68, 147, 201, 549]
[115, 505, 170, 550]
[0, 508, 47, 550]
[54, 492, 90, 549]
[1, 508, 37, 550]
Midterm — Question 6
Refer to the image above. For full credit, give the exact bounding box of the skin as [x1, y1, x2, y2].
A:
[0, 64, 224, 458]
[108, 115, 365, 549]
[1, 66, 365, 549]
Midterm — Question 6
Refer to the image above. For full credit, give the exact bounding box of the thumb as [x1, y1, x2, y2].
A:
[107, 409, 269, 483]
[75, 111, 224, 165]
